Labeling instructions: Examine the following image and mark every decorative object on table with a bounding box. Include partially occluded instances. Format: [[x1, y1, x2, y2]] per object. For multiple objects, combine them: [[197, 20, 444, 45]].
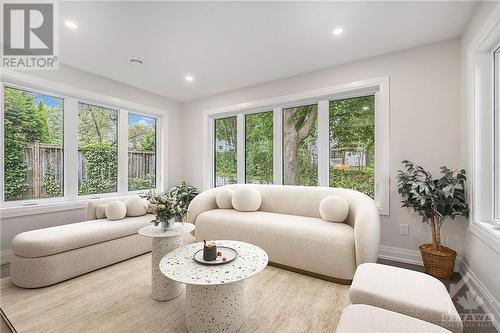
[[397, 160, 469, 279], [195, 244, 238, 265], [147, 181, 199, 230], [202, 240, 217, 261]]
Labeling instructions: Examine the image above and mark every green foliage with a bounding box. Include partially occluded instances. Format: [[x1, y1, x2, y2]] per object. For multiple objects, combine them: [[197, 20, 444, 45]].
[[129, 174, 155, 191], [4, 88, 44, 200], [42, 164, 62, 197], [215, 117, 237, 185], [148, 182, 199, 223], [140, 131, 155, 151], [245, 112, 273, 184], [79, 142, 118, 195], [330, 167, 374, 197], [397, 160, 469, 224], [78, 103, 118, 145]]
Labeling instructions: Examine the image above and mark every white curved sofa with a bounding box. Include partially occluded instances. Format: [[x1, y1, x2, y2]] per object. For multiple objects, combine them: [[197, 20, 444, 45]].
[[188, 184, 380, 283], [10, 196, 152, 288]]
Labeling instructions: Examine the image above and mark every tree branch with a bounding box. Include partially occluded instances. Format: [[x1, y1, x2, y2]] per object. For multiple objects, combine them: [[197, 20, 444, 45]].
[[298, 108, 317, 140]]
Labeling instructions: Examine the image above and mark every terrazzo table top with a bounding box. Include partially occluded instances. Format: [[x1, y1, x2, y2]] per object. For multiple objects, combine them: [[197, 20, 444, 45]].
[[160, 240, 268, 286], [138, 223, 195, 238]]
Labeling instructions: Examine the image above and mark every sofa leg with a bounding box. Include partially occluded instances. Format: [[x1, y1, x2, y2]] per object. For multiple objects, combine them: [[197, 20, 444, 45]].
[[267, 262, 352, 285]]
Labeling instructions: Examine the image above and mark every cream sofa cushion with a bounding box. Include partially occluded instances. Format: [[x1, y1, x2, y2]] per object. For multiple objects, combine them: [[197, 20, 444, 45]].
[[337, 305, 452, 333], [12, 214, 154, 258], [216, 189, 234, 209], [106, 201, 127, 220], [350, 263, 462, 333], [232, 187, 261, 212], [319, 195, 349, 222], [96, 204, 109, 219], [125, 197, 148, 217], [195, 209, 356, 280]]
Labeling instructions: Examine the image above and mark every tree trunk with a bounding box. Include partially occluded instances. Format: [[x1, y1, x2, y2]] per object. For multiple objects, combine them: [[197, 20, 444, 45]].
[[283, 111, 300, 185], [435, 220, 442, 251], [430, 214, 439, 250]]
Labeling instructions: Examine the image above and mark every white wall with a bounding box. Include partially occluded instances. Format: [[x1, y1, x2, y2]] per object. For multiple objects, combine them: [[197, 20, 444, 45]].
[[460, 1, 500, 322], [182, 38, 467, 258], [0, 64, 184, 262]]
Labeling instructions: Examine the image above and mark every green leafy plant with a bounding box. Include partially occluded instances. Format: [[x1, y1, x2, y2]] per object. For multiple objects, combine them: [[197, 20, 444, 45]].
[[42, 163, 62, 197], [78, 142, 118, 195], [148, 182, 199, 224], [396, 160, 469, 251]]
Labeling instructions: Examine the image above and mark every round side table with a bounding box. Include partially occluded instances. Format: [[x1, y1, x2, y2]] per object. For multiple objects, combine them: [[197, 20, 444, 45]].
[[160, 240, 268, 333], [138, 222, 195, 301]]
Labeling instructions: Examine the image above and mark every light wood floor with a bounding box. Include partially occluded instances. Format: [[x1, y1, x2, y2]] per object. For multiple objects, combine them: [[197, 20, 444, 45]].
[[0, 252, 349, 333]]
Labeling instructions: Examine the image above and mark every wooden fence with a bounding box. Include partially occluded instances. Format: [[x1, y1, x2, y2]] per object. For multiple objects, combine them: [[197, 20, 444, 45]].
[[24, 142, 155, 198]]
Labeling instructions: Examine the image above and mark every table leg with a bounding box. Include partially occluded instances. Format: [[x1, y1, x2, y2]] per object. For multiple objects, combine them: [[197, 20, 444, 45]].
[[151, 235, 184, 301], [185, 281, 246, 333]]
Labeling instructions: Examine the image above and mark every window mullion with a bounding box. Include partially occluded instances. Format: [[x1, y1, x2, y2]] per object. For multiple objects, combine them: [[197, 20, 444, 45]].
[[236, 114, 245, 183], [118, 109, 128, 194], [318, 100, 329, 187], [65, 97, 78, 200], [273, 107, 282, 185]]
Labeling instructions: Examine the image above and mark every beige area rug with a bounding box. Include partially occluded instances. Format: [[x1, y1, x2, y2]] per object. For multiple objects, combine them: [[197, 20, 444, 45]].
[[0, 253, 349, 333]]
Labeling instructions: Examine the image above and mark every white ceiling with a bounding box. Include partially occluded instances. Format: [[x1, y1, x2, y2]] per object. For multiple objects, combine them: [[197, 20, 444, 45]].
[[59, 1, 478, 102]]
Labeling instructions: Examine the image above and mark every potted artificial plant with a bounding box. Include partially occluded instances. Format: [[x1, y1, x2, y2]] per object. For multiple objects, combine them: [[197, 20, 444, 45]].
[[397, 160, 469, 279], [148, 182, 199, 230]]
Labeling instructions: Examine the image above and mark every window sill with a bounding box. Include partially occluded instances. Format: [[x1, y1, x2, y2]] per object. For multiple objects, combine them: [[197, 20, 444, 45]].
[[470, 220, 500, 255], [0, 200, 87, 219]]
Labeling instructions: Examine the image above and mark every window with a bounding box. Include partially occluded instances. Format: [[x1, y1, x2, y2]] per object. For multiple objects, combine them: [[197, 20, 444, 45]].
[[283, 104, 318, 186], [329, 96, 375, 197], [3, 86, 64, 201], [214, 116, 237, 186], [206, 78, 390, 214], [245, 111, 273, 184], [77, 102, 118, 195], [128, 113, 157, 191], [495, 48, 500, 220]]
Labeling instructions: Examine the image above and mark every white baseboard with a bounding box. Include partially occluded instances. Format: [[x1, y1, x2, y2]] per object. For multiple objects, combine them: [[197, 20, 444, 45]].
[[378, 245, 462, 272], [459, 260, 500, 332], [0, 249, 12, 265]]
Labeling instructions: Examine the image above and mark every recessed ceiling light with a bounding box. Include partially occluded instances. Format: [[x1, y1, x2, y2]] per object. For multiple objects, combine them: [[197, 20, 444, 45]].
[[362, 106, 370, 111], [129, 58, 144, 65], [64, 21, 78, 29], [185, 75, 194, 82], [332, 28, 344, 36]]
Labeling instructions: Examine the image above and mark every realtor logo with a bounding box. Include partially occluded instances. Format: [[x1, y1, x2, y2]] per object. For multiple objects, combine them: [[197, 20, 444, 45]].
[[1, 1, 59, 69]]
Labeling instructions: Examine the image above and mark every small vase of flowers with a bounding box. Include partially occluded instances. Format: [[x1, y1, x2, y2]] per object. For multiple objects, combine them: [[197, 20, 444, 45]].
[[148, 182, 199, 231]]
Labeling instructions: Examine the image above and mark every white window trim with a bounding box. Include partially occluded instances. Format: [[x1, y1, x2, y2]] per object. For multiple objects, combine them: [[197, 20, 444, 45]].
[[202, 76, 390, 215], [467, 6, 500, 252], [0, 69, 169, 218]]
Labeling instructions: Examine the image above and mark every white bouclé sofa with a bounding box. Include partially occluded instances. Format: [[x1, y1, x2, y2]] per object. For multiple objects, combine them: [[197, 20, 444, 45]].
[[188, 184, 380, 283], [10, 196, 153, 288]]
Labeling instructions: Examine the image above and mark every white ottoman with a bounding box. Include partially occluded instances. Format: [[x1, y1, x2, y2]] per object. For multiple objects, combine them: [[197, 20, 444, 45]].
[[337, 304, 453, 333], [350, 263, 462, 333]]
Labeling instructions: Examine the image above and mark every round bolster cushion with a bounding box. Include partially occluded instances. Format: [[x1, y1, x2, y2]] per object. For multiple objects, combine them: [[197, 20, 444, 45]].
[[232, 187, 262, 212], [106, 201, 127, 220], [125, 197, 148, 216], [319, 195, 349, 222], [216, 189, 234, 209]]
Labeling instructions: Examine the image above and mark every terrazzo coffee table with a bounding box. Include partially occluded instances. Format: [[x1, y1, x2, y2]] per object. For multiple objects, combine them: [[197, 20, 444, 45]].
[[138, 222, 195, 301], [160, 240, 268, 333]]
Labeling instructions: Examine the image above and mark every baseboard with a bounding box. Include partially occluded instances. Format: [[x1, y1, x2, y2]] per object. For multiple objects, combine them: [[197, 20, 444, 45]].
[[378, 245, 462, 272], [459, 260, 500, 332], [0, 249, 12, 265]]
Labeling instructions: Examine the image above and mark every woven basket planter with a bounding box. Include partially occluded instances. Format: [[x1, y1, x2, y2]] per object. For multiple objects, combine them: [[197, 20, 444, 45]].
[[419, 244, 456, 279]]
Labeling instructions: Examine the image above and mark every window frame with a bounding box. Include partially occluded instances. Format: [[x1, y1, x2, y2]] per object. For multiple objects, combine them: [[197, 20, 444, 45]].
[[0, 70, 168, 216], [204, 77, 390, 215], [468, 11, 500, 252], [495, 47, 500, 221]]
